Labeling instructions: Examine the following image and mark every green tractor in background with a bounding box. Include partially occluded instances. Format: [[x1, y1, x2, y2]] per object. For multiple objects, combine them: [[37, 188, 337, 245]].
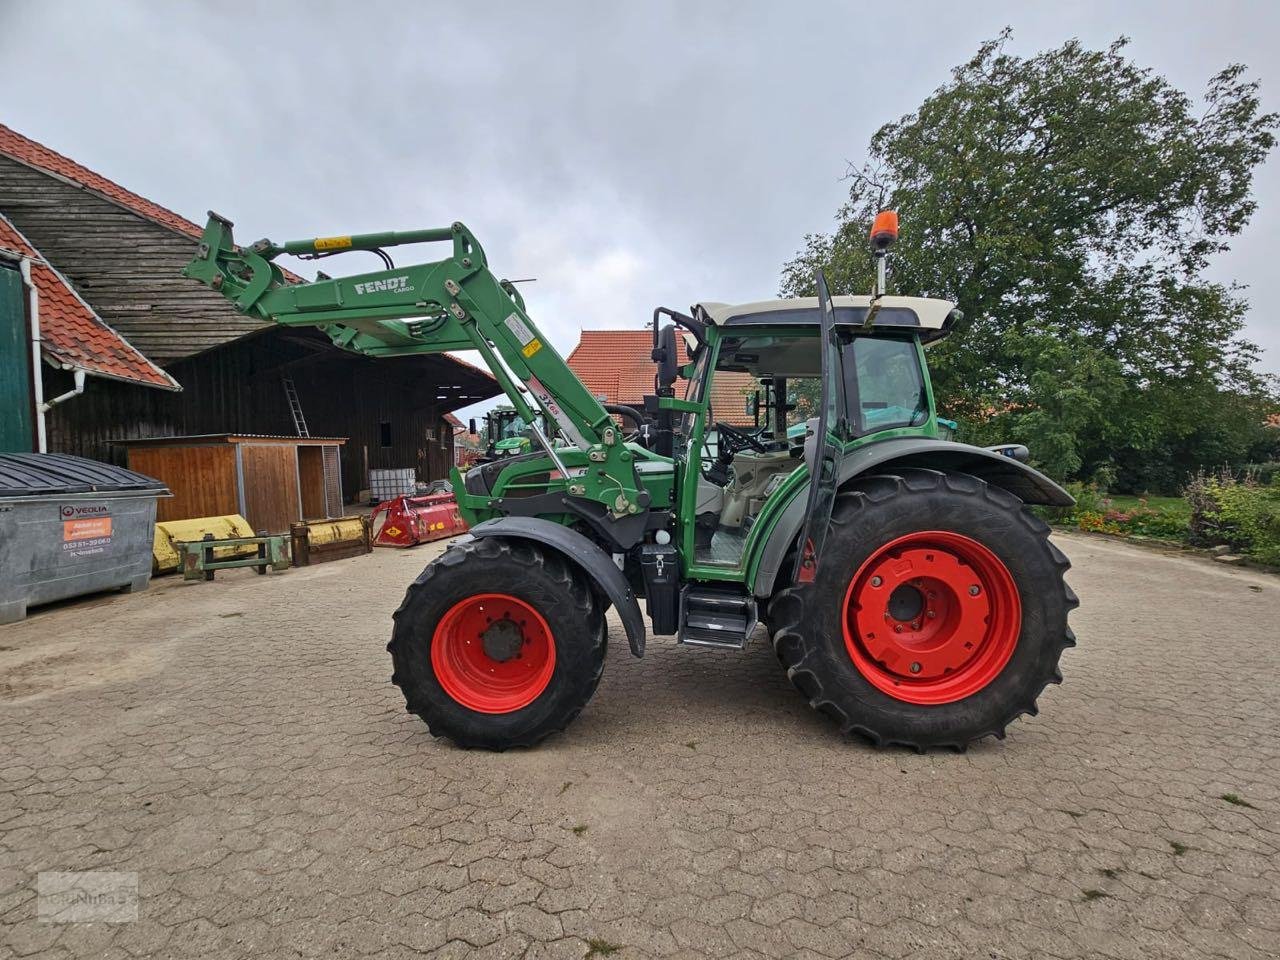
[[185, 208, 1076, 751], [473, 405, 537, 463]]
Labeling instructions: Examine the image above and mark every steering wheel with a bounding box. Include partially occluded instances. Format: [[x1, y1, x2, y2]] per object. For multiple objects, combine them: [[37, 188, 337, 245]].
[[715, 421, 768, 458]]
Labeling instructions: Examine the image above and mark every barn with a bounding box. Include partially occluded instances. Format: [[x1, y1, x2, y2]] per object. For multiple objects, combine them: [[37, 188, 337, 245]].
[[0, 124, 498, 503]]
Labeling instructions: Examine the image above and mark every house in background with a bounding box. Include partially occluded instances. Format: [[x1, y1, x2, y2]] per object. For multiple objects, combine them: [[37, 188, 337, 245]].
[[0, 124, 498, 502], [566, 328, 757, 426]]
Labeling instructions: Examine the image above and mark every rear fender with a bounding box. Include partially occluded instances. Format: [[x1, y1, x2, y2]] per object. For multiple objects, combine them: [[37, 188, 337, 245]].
[[751, 438, 1073, 599], [468, 517, 646, 657]]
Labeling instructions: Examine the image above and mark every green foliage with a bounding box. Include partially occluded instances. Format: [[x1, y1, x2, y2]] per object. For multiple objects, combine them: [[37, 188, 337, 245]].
[[783, 31, 1279, 491], [1186, 470, 1280, 563], [1040, 483, 1188, 541]]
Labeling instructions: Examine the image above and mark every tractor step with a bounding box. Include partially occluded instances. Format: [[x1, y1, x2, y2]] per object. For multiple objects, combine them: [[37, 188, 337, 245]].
[[679, 586, 757, 649]]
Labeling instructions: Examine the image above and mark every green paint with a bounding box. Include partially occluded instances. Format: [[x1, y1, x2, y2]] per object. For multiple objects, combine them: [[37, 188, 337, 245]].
[[0, 263, 34, 453]]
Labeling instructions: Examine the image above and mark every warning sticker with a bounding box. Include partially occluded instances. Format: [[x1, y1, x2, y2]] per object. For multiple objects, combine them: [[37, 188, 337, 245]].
[[64, 517, 112, 542], [504, 312, 535, 346], [314, 236, 352, 251], [522, 339, 543, 358]]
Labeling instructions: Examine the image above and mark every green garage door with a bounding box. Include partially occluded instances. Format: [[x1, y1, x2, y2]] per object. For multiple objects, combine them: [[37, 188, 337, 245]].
[[0, 262, 34, 452]]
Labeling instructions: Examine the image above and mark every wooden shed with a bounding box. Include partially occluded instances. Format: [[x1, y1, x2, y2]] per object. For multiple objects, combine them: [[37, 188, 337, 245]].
[[117, 434, 345, 533]]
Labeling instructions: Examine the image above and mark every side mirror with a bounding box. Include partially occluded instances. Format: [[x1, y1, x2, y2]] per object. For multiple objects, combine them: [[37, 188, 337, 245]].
[[653, 323, 680, 388], [746, 391, 760, 425], [468, 418, 477, 435]]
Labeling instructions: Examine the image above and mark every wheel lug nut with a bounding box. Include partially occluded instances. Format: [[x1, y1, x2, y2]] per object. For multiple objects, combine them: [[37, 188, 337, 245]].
[[969, 585, 981, 597], [911, 620, 920, 630], [893, 625, 903, 633], [871, 576, 883, 587], [910, 662, 922, 673], [927, 610, 936, 619]]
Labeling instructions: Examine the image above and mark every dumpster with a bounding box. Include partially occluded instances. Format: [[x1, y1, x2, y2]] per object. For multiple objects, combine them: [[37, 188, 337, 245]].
[[0, 453, 169, 624]]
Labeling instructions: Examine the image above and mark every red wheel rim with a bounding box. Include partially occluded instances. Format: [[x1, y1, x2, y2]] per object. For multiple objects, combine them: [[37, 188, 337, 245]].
[[431, 593, 555, 713], [841, 531, 1021, 705]]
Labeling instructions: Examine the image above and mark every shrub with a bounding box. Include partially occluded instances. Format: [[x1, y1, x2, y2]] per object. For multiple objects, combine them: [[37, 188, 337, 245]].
[[1040, 483, 1188, 541], [1185, 469, 1280, 564]]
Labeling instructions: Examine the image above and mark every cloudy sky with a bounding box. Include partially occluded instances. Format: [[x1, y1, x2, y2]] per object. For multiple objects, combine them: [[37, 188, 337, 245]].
[[3, 1, 1277, 420]]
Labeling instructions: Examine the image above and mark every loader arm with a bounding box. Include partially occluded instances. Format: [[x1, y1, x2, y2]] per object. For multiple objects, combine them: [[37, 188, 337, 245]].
[[183, 213, 651, 519]]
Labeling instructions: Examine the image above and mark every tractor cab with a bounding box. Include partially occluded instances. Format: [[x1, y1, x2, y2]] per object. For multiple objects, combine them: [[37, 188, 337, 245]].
[[649, 290, 961, 576], [473, 406, 545, 463]]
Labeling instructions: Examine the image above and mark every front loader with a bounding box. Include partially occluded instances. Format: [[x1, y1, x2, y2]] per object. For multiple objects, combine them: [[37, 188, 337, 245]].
[[184, 210, 1077, 751]]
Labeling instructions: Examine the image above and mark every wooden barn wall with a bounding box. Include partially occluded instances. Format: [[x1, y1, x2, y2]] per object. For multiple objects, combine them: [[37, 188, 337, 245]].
[[41, 332, 468, 500], [285, 353, 458, 498], [0, 154, 267, 362]]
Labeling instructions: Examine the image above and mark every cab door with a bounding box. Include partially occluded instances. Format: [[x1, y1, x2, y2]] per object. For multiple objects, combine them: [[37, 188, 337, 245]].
[[791, 270, 847, 584]]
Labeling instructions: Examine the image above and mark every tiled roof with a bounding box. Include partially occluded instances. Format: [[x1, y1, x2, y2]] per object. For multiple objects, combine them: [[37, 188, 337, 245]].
[[566, 329, 756, 425], [0, 214, 178, 390], [0, 123, 203, 239]]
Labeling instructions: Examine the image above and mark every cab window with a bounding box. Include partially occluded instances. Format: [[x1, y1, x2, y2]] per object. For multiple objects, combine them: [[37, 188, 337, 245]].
[[847, 337, 928, 434]]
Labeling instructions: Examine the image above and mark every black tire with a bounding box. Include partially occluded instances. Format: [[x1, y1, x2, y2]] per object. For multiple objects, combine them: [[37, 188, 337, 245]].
[[769, 468, 1077, 750], [388, 537, 606, 750]]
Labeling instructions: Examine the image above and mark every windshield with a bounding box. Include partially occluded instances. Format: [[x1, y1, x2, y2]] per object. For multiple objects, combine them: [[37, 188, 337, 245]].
[[680, 346, 712, 440], [497, 416, 528, 440]]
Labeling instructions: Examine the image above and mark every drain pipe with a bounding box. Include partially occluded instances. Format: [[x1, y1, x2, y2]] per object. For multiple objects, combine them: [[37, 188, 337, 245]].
[[19, 257, 87, 451], [40, 367, 86, 413], [18, 258, 50, 453]]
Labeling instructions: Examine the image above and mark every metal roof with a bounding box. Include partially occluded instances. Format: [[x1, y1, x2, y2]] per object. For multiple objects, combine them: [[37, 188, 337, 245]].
[[0, 453, 167, 497]]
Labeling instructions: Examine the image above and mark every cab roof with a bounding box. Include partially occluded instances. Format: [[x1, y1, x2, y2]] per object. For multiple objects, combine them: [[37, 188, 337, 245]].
[[696, 295, 959, 343]]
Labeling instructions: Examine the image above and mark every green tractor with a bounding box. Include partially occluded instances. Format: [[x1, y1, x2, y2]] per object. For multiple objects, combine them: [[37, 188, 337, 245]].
[[185, 210, 1076, 751], [473, 405, 536, 462]]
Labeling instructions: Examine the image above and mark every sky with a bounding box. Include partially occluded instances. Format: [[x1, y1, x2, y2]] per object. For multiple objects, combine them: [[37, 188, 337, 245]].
[[3, 0, 1278, 423]]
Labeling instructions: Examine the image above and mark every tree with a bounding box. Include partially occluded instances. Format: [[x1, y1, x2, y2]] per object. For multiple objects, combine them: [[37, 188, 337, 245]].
[[782, 32, 1278, 490]]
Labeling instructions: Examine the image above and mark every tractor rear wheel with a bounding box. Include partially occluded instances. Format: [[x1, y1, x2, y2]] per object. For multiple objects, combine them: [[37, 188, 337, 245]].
[[389, 537, 606, 749], [769, 468, 1076, 750]]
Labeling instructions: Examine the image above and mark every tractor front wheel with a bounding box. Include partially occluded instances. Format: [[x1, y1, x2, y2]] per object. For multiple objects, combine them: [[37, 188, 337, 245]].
[[769, 468, 1076, 750], [389, 538, 606, 749]]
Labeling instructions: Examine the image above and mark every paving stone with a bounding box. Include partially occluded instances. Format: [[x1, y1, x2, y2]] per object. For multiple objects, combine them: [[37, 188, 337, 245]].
[[0, 533, 1275, 958]]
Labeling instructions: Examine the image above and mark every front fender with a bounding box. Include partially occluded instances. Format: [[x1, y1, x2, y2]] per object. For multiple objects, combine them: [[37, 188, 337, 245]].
[[469, 517, 646, 657], [751, 438, 1073, 599]]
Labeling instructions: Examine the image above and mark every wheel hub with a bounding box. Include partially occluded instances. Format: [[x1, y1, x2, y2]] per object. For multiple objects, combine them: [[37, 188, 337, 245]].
[[842, 532, 1021, 705], [481, 617, 524, 662]]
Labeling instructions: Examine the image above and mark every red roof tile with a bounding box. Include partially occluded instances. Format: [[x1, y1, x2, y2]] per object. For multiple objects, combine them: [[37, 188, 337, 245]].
[[0, 214, 178, 390], [566, 329, 756, 425]]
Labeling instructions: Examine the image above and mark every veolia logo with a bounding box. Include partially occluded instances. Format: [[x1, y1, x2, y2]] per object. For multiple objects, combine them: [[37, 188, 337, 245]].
[[59, 503, 109, 519]]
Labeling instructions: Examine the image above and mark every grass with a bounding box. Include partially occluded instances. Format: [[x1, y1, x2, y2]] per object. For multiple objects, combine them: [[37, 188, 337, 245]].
[[572, 824, 588, 836], [1081, 889, 1112, 901], [1220, 793, 1256, 809], [1169, 840, 1189, 856], [1105, 494, 1191, 517], [585, 939, 621, 958]]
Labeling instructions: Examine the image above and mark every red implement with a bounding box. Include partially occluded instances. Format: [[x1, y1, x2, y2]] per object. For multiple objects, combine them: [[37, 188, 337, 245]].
[[371, 493, 468, 548]]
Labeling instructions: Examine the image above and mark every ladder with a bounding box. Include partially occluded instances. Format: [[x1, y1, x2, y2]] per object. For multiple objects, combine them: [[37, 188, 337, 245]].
[[282, 377, 309, 437]]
